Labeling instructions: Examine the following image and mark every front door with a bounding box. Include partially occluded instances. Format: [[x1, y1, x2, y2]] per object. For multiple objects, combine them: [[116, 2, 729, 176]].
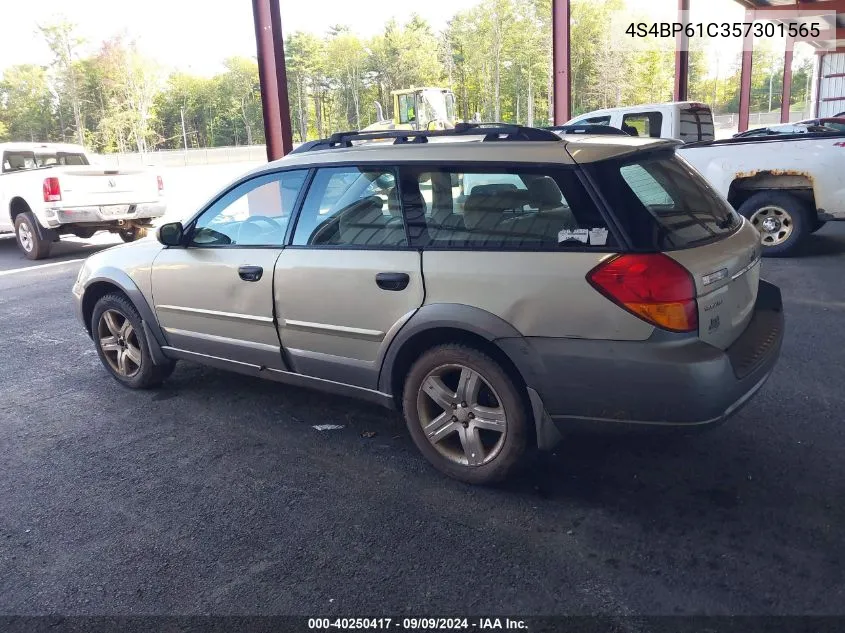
[[274, 166, 424, 389], [151, 169, 307, 369]]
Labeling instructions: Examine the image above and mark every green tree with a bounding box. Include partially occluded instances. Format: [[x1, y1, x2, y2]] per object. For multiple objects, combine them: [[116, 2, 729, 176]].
[[38, 20, 86, 144], [0, 64, 55, 142]]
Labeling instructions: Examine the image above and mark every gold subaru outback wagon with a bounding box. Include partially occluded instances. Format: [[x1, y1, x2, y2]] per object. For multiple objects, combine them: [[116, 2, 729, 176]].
[[73, 124, 784, 484]]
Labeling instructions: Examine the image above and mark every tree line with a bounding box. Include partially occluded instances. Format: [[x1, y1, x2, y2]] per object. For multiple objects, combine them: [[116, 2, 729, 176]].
[[0, 0, 815, 152]]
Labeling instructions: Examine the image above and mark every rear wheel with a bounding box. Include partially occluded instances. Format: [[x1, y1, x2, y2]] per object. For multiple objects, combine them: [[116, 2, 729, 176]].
[[738, 191, 810, 257], [91, 293, 175, 389], [119, 226, 148, 243], [402, 344, 529, 485], [14, 212, 51, 260]]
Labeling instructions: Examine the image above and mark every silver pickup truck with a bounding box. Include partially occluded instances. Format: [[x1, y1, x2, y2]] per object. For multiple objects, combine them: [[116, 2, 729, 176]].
[[0, 142, 166, 259]]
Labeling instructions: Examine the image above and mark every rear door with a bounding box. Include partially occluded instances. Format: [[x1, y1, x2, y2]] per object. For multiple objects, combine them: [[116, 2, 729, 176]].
[[274, 166, 424, 389], [591, 150, 759, 350]]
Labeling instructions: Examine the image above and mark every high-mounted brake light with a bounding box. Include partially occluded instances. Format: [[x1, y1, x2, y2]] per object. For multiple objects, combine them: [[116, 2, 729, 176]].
[[156, 175, 164, 193], [43, 177, 62, 202], [587, 254, 698, 332]]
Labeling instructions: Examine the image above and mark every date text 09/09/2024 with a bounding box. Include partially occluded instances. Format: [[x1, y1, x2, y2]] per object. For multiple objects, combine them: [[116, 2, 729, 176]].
[[626, 21, 822, 39], [307, 618, 528, 630]]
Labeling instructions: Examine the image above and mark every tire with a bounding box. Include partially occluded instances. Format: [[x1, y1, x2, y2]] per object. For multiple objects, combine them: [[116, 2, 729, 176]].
[[402, 343, 529, 485], [737, 191, 811, 257], [119, 226, 148, 243], [90, 293, 175, 389], [14, 212, 51, 260], [810, 219, 827, 234]]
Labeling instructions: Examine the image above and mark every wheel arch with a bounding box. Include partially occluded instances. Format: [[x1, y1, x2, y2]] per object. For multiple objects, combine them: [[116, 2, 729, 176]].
[[727, 172, 816, 213], [9, 196, 32, 221], [81, 269, 168, 357], [377, 303, 528, 406]]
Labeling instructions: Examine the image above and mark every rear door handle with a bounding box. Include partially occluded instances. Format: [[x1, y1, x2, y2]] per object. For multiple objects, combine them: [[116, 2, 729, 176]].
[[375, 272, 410, 291], [238, 265, 263, 282]]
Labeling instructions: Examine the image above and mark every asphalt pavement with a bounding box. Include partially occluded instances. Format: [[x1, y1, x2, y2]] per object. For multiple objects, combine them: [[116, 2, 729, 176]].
[[0, 224, 844, 617]]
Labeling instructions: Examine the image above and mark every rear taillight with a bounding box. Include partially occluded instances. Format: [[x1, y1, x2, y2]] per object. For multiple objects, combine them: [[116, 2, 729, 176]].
[[587, 253, 698, 332], [43, 177, 61, 202], [157, 175, 164, 193]]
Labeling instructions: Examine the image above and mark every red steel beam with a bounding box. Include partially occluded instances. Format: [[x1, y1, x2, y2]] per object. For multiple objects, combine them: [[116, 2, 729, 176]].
[[269, 0, 293, 156], [552, 0, 571, 124], [674, 0, 690, 102], [781, 38, 794, 123], [252, 0, 293, 161], [738, 10, 755, 132], [743, 0, 845, 13]]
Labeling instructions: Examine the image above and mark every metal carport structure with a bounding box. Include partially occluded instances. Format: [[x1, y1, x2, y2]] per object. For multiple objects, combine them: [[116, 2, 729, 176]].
[[251, 0, 845, 160]]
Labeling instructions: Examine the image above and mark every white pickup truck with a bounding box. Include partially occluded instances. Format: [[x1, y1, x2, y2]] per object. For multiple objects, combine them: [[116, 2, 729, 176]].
[[561, 104, 845, 256], [677, 133, 845, 256], [0, 142, 166, 259]]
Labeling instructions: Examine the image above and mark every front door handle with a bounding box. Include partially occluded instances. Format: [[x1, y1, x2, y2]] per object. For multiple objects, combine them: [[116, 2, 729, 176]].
[[375, 272, 410, 291], [238, 265, 263, 282]]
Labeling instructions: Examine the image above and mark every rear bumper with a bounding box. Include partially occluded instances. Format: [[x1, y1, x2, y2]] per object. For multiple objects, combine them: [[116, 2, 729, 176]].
[[497, 280, 784, 446], [43, 201, 166, 227]]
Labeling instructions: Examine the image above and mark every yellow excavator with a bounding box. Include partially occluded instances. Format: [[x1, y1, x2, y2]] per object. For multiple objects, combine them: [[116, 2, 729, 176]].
[[363, 87, 458, 132]]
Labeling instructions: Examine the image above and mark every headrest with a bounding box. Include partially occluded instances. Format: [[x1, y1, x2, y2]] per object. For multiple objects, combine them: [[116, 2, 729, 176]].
[[528, 178, 564, 207]]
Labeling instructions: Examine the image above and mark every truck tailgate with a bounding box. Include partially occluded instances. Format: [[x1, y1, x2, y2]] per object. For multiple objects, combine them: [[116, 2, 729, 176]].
[[54, 168, 159, 206]]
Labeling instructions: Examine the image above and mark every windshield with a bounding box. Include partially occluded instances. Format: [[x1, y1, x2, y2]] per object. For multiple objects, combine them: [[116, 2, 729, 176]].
[[1, 150, 88, 172], [421, 89, 452, 126], [586, 150, 739, 250]]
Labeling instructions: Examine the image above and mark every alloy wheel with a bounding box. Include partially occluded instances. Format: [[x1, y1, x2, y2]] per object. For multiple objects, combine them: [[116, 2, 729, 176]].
[[416, 363, 508, 467], [750, 205, 793, 246], [17, 222, 33, 252], [97, 309, 142, 378]]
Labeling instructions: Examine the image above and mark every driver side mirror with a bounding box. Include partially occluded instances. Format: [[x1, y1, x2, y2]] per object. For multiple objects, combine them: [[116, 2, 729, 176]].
[[157, 222, 184, 247]]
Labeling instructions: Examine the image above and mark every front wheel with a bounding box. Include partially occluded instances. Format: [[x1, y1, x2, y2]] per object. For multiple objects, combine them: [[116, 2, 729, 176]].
[[402, 344, 529, 485], [738, 191, 811, 257], [14, 212, 51, 260], [91, 293, 175, 389]]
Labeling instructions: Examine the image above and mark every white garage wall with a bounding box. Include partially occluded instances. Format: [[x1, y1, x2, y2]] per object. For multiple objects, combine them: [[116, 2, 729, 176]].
[[818, 52, 845, 117]]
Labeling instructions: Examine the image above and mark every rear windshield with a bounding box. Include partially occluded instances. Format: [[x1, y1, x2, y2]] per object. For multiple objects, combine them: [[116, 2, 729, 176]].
[[1, 151, 88, 172], [679, 107, 715, 142], [586, 150, 739, 250]]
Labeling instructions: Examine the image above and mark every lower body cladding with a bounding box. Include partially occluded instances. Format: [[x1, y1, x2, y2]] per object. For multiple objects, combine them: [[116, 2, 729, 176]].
[[497, 280, 784, 449]]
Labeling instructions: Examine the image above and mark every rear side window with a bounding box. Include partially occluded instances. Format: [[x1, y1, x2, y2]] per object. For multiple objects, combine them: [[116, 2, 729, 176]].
[[588, 151, 739, 250], [402, 165, 613, 250], [292, 167, 406, 248], [679, 107, 715, 142], [622, 112, 662, 138]]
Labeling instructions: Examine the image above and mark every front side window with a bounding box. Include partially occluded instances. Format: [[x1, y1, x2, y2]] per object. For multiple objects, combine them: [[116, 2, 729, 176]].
[[406, 165, 612, 250], [291, 167, 406, 248], [190, 170, 307, 247]]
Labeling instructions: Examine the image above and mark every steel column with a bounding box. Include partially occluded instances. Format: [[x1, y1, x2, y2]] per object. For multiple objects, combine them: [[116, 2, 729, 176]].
[[738, 10, 755, 132], [780, 38, 794, 123], [674, 0, 690, 102], [552, 0, 571, 124], [252, 0, 293, 161]]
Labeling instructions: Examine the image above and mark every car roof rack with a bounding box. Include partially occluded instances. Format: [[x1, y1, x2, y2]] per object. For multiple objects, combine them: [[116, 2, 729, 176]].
[[288, 122, 562, 154], [545, 124, 630, 136]]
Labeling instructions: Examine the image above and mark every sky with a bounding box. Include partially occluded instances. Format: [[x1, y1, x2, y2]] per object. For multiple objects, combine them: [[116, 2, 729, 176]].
[[0, 0, 810, 79]]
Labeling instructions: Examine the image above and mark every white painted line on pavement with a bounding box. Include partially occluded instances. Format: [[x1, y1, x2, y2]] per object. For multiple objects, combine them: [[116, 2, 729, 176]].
[[0, 258, 84, 278]]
